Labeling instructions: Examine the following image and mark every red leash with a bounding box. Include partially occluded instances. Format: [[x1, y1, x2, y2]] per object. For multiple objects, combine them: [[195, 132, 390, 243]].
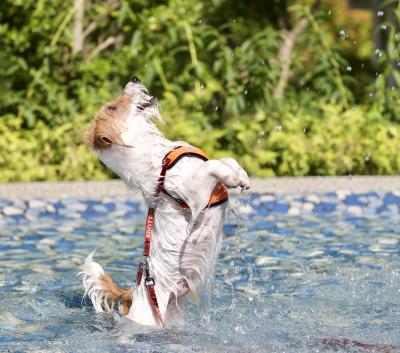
[[136, 209, 165, 327], [136, 159, 168, 327]]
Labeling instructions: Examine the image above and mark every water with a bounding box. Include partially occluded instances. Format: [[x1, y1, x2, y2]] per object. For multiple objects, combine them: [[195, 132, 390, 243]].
[[1, 192, 399, 353]]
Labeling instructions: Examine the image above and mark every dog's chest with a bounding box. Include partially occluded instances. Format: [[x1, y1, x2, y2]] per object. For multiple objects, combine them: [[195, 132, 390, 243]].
[[150, 201, 226, 283]]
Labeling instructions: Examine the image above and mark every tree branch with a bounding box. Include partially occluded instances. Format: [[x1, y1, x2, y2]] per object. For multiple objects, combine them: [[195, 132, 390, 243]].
[[72, 0, 85, 54], [86, 36, 117, 61], [273, 0, 321, 100], [273, 18, 308, 100], [82, 22, 96, 40]]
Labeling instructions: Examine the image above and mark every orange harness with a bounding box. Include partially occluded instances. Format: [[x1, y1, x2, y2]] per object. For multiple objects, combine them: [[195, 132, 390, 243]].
[[136, 146, 228, 327]]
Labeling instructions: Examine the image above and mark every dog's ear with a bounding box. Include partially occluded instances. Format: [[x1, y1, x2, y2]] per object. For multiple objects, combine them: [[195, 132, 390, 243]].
[[85, 118, 117, 150], [147, 96, 164, 123], [86, 112, 131, 150], [94, 134, 113, 149], [92, 127, 131, 149]]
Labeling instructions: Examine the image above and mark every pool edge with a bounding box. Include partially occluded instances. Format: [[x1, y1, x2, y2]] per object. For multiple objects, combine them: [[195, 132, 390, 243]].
[[1, 176, 400, 200]]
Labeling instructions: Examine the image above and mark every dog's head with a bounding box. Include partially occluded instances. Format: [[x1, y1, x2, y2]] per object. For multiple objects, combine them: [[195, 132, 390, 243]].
[[86, 77, 160, 151]]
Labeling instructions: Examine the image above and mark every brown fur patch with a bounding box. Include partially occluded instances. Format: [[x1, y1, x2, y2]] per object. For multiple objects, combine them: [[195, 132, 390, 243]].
[[86, 94, 133, 150], [98, 273, 133, 315]]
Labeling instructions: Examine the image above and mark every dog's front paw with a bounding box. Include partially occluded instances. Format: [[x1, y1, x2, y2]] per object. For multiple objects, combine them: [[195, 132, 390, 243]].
[[218, 158, 250, 189]]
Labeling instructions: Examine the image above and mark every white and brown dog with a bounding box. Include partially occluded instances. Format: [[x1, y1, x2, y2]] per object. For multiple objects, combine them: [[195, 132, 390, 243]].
[[80, 77, 249, 327]]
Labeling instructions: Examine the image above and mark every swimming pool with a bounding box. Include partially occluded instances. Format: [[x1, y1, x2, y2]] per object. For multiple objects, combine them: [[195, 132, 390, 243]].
[[1, 190, 399, 352]]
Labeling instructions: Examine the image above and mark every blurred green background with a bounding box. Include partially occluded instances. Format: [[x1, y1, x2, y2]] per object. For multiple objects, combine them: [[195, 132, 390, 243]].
[[0, 0, 399, 181]]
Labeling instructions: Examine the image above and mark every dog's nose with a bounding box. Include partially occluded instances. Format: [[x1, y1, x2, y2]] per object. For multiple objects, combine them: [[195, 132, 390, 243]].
[[130, 76, 140, 83]]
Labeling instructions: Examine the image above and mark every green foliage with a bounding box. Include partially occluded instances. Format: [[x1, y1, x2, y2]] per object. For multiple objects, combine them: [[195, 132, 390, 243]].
[[370, 0, 400, 121], [0, 114, 110, 182], [0, 0, 399, 181], [175, 101, 400, 177]]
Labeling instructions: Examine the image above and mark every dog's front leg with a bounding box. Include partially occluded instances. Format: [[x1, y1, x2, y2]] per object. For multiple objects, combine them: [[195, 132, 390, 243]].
[[167, 158, 249, 222], [206, 158, 250, 190], [187, 158, 249, 202]]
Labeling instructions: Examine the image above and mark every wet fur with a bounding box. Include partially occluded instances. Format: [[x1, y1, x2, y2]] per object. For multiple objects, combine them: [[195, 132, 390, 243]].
[[80, 80, 249, 327], [96, 273, 133, 316]]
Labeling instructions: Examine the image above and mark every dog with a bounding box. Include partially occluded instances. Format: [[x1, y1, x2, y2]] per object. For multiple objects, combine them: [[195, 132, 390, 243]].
[[80, 77, 249, 327]]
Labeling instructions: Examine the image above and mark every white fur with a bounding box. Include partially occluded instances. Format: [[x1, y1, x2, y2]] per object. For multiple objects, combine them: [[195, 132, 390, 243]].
[[79, 252, 108, 313], [81, 80, 249, 327]]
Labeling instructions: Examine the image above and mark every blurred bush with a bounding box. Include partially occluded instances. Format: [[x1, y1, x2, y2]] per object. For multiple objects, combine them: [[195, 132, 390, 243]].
[[0, 114, 111, 181], [0, 0, 399, 181]]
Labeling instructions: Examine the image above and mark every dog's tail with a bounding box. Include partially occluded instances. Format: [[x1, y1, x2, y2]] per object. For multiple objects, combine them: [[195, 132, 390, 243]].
[[79, 252, 133, 315]]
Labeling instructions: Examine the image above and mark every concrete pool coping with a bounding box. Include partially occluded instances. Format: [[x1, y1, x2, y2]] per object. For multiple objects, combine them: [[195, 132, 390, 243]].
[[0, 176, 399, 200]]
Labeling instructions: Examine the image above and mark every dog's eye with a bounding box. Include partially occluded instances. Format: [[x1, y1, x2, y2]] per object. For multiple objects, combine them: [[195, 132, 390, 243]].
[[108, 105, 117, 112]]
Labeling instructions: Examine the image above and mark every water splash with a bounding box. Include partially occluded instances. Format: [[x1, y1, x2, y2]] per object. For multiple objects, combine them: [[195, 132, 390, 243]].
[[1, 194, 399, 352], [338, 30, 347, 40]]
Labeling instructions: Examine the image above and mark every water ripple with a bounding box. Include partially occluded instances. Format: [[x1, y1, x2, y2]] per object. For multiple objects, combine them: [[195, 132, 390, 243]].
[[0, 192, 399, 352]]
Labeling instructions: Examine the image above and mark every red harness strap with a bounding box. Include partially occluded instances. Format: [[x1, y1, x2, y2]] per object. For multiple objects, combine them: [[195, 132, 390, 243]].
[[136, 207, 164, 327], [136, 146, 228, 327], [143, 207, 155, 256]]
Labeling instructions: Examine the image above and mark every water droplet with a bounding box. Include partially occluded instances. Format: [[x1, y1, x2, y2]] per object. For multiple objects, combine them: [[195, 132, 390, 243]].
[[244, 90, 248, 95], [339, 30, 347, 40], [377, 10, 384, 17], [275, 124, 282, 131], [346, 66, 352, 72], [234, 326, 245, 334], [375, 49, 382, 57]]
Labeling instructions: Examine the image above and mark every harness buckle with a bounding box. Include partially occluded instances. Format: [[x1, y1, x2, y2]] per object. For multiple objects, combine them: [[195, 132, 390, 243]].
[[142, 256, 154, 285], [145, 276, 155, 286], [143, 256, 150, 267]]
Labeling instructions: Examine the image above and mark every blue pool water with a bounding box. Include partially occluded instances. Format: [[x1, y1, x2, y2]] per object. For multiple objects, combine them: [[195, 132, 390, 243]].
[[0, 191, 399, 352]]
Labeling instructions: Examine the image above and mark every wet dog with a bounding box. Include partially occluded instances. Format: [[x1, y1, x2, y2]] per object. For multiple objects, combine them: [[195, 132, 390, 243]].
[[80, 77, 249, 327]]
